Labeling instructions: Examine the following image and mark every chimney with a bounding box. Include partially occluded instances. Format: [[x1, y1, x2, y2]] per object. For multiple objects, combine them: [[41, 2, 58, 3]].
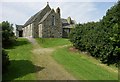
[[67, 16, 72, 24], [56, 7, 60, 17]]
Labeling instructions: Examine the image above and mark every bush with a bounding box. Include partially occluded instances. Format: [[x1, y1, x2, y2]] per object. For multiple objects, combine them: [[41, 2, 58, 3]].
[[1, 21, 15, 74], [1, 21, 16, 48], [2, 49, 10, 74], [70, 1, 120, 66]]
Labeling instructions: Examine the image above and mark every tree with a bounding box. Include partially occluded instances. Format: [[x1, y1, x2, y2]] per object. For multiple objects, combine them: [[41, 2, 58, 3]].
[[1, 21, 15, 48], [1, 21, 16, 74]]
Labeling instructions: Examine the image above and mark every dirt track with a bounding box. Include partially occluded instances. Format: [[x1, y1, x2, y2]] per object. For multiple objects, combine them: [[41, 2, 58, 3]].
[[27, 38, 76, 80]]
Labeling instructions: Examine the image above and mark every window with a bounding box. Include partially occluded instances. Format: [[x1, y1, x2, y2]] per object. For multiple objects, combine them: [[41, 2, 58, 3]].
[[52, 15, 55, 26]]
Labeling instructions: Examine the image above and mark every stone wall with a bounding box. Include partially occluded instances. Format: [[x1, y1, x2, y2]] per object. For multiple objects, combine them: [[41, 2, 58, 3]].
[[23, 23, 33, 37], [22, 4, 63, 38], [22, 4, 51, 38], [40, 9, 62, 38], [33, 5, 51, 38]]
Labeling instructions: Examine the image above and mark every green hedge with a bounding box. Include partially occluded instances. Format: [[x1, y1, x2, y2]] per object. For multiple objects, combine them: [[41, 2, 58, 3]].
[[2, 49, 10, 74], [1, 21, 16, 74], [70, 1, 120, 66]]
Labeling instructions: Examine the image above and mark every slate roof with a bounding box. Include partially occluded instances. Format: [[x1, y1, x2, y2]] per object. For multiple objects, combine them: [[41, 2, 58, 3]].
[[16, 25, 23, 31], [24, 10, 43, 27], [22, 4, 76, 29], [61, 18, 76, 27], [61, 18, 68, 24], [39, 10, 52, 23], [23, 4, 51, 27], [61, 18, 75, 24]]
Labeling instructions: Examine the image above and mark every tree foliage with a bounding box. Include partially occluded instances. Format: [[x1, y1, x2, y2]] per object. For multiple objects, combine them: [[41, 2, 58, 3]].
[[1, 21, 16, 48], [1, 21, 16, 74], [2, 49, 10, 73], [70, 1, 120, 66]]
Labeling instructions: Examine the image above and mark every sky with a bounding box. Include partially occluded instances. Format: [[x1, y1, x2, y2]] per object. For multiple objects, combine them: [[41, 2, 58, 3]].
[[1, 0, 118, 26]]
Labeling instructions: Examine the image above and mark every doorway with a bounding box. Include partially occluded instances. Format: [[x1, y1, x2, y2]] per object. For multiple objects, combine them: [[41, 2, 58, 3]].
[[19, 30, 23, 37]]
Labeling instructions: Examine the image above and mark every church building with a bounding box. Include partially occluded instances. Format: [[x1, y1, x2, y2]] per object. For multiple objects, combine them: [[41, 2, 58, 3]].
[[16, 3, 76, 38]]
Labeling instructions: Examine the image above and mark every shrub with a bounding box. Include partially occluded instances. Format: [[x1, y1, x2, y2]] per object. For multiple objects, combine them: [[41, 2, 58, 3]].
[[1, 21, 16, 48], [70, 1, 120, 66], [2, 49, 10, 74]]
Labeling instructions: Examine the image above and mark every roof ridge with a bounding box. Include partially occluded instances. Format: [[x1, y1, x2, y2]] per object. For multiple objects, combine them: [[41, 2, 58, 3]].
[[23, 3, 51, 27]]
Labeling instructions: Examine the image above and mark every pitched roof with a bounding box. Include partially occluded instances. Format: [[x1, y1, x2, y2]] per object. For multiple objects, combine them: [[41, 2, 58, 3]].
[[39, 10, 52, 23], [24, 10, 43, 27], [23, 4, 50, 27], [61, 18, 68, 24], [16, 25, 23, 31], [61, 18, 76, 26]]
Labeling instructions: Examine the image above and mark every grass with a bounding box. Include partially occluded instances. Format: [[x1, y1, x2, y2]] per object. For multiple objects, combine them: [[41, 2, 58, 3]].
[[3, 38, 118, 80], [3, 38, 37, 80], [52, 46, 118, 80], [36, 38, 71, 48]]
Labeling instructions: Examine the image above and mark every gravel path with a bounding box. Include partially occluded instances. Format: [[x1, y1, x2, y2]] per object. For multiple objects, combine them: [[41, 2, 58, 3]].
[[27, 37, 76, 80]]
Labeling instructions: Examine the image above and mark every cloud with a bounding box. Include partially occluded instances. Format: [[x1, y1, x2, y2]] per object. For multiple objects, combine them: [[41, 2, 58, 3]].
[[0, 3, 2, 22], [1, 2, 115, 25], [2, 0, 117, 2], [2, 4, 28, 24], [57, 2, 98, 23], [1, 2, 47, 24]]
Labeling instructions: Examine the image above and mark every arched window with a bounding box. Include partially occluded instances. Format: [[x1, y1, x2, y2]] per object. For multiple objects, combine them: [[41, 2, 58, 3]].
[[52, 15, 55, 26]]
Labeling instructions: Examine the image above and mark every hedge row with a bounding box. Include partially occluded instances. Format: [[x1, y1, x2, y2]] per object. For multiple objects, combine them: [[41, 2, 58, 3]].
[[70, 1, 120, 66], [1, 21, 16, 74]]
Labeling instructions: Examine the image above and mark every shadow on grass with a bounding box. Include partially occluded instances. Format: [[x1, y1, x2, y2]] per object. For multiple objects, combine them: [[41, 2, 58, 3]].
[[2, 60, 44, 81], [4, 39, 30, 49]]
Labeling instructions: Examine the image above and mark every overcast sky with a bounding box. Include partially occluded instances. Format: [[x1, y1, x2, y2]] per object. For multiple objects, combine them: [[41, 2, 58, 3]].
[[1, 0, 117, 26]]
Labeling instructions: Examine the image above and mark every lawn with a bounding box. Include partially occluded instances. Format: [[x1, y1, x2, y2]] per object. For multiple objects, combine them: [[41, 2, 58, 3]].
[[36, 38, 71, 48], [3, 38, 118, 80], [52, 46, 118, 80], [36, 38, 118, 80], [3, 38, 37, 80]]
